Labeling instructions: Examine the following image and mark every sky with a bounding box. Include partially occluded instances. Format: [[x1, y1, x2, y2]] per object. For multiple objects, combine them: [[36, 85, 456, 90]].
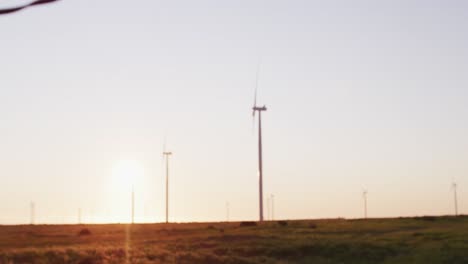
[[0, 0, 467, 224]]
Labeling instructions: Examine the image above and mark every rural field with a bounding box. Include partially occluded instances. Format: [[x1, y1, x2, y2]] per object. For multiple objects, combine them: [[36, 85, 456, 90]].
[[0, 216, 467, 264]]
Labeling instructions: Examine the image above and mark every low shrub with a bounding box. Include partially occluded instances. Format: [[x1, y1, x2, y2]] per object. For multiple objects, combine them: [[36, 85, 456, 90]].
[[78, 228, 92, 236], [277, 221, 288, 227], [240, 221, 257, 227]]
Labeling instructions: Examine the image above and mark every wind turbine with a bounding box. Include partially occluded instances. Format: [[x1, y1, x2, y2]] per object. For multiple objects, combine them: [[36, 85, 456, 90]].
[[252, 63, 267, 222], [271, 194, 275, 221], [226, 202, 230, 222], [163, 143, 173, 223], [266, 196, 271, 221], [78, 208, 82, 224], [363, 190, 368, 219], [452, 182, 458, 216]]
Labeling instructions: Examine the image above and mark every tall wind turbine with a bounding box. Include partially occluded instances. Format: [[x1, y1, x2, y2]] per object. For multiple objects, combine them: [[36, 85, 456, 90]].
[[252, 64, 267, 222], [163, 147, 172, 223], [363, 190, 368, 219], [452, 182, 458, 216]]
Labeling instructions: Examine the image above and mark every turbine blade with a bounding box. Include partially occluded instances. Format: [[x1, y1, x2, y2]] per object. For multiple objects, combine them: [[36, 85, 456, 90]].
[[253, 86, 257, 108], [252, 114, 256, 134], [251, 57, 261, 132], [162, 135, 167, 163], [0, 7, 24, 14], [253, 59, 261, 107], [0, 0, 60, 15], [30, 0, 60, 6]]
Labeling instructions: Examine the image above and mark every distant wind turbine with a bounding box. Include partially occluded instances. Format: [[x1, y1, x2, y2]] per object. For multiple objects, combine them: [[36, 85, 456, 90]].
[[163, 142, 173, 224], [266, 196, 271, 221], [226, 202, 230, 222], [452, 182, 458, 216], [78, 208, 82, 224], [252, 62, 267, 222], [271, 194, 275, 221], [363, 190, 368, 219], [131, 186, 135, 224], [266, 194, 275, 221], [30, 202, 35, 225]]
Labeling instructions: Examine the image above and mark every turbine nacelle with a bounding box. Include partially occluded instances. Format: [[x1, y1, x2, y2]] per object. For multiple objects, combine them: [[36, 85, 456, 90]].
[[252, 105, 267, 116]]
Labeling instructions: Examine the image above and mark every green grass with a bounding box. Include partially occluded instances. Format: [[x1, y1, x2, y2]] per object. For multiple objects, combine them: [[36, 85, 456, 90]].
[[0, 216, 467, 263]]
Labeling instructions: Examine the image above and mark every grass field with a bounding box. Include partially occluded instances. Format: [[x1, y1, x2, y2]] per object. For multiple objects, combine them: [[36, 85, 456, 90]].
[[0, 216, 467, 263]]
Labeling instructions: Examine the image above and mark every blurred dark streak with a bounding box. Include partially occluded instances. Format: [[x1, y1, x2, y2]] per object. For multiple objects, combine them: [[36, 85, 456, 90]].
[[0, 0, 60, 15]]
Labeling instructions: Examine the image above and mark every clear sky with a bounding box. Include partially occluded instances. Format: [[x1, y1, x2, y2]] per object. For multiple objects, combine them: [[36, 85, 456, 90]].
[[0, 0, 467, 224]]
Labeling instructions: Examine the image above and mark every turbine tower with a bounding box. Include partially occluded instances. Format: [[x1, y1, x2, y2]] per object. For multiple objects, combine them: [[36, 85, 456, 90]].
[[453, 182, 458, 216], [163, 150, 172, 223], [252, 65, 267, 222], [363, 190, 368, 219]]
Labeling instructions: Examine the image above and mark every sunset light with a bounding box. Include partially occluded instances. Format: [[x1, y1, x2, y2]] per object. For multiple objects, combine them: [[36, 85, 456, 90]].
[[112, 160, 144, 189], [1, 0, 467, 262]]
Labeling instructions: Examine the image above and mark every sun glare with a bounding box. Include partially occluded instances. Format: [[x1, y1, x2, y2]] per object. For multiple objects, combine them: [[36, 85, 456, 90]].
[[102, 160, 146, 223], [112, 160, 144, 189]]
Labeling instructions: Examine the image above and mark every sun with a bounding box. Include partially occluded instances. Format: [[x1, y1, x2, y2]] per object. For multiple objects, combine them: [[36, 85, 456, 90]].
[[112, 160, 144, 189], [100, 160, 146, 223]]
